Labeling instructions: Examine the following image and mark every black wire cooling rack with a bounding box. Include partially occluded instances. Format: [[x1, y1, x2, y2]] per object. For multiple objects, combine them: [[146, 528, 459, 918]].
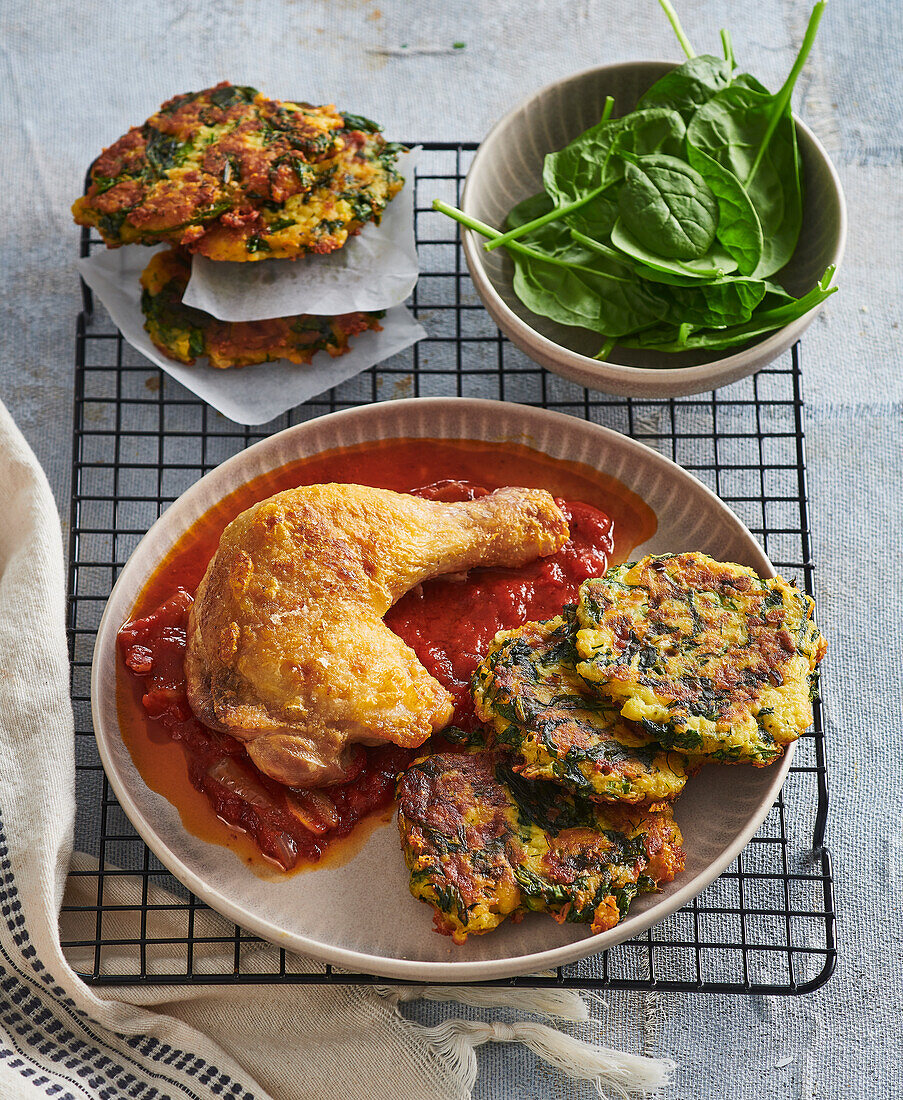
[[64, 143, 835, 994]]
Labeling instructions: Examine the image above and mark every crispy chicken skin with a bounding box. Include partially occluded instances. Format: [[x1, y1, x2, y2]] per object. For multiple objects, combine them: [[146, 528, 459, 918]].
[[185, 483, 569, 787]]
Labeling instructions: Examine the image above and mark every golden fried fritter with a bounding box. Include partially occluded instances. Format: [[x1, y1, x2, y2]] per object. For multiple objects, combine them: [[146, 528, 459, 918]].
[[185, 484, 569, 787], [471, 609, 690, 805], [139, 248, 382, 369], [72, 83, 404, 261], [575, 553, 827, 765], [396, 751, 684, 943]]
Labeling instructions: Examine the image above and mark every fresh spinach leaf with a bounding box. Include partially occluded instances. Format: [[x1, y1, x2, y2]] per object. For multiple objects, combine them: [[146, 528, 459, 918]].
[[509, 204, 619, 269], [731, 72, 770, 96], [637, 54, 733, 119], [538, 120, 617, 209], [432, 2, 833, 357], [685, 144, 763, 275], [505, 191, 555, 229], [568, 227, 642, 268], [620, 266, 836, 350], [439, 198, 620, 278], [687, 85, 801, 277], [743, 2, 825, 187], [685, 1, 826, 277], [757, 281, 796, 306], [664, 277, 767, 327], [512, 250, 668, 336], [542, 108, 685, 208], [617, 155, 719, 259], [609, 219, 738, 279], [511, 189, 621, 245], [607, 108, 687, 160], [564, 193, 620, 241], [486, 108, 685, 253]]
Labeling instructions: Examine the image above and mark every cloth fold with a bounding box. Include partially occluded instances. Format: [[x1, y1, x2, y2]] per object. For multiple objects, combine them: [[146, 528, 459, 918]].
[[0, 398, 674, 1099]]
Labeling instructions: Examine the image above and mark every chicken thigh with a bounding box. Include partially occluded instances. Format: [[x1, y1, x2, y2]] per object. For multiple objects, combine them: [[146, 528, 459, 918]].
[[185, 483, 569, 787]]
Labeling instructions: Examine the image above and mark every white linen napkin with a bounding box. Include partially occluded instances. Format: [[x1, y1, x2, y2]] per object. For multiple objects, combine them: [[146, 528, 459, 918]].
[[0, 398, 675, 1100]]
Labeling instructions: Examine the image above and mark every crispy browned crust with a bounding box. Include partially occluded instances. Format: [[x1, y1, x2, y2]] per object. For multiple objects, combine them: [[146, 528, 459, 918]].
[[185, 485, 569, 787], [73, 83, 403, 260], [396, 751, 684, 943], [140, 248, 383, 369]]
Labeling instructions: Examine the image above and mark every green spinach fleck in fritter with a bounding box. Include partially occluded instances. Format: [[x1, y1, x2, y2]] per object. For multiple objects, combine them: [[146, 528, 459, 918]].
[[396, 750, 684, 942], [73, 82, 405, 262], [472, 612, 690, 804]]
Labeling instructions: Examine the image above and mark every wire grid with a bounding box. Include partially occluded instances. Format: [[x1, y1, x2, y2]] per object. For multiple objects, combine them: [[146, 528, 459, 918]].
[[63, 143, 835, 994]]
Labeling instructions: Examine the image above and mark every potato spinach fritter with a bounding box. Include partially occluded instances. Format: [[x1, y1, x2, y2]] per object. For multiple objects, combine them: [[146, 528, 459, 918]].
[[575, 553, 827, 765], [72, 83, 404, 261], [396, 751, 684, 943], [140, 248, 382, 369], [471, 610, 690, 805]]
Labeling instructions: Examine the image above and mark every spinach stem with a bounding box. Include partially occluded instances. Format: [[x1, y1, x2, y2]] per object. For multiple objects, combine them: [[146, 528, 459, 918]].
[[432, 200, 632, 281], [720, 28, 734, 68], [513, 240, 631, 280], [483, 94, 615, 253], [657, 0, 696, 59], [569, 229, 635, 269], [593, 337, 617, 360], [724, 281, 831, 330], [745, 1, 825, 188], [483, 178, 616, 253], [432, 200, 502, 240], [817, 264, 836, 291]]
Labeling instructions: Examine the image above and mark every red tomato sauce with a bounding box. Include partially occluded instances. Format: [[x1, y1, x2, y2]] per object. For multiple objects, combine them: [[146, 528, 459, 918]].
[[386, 481, 613, 729], [116, 438, 656, 876], [119, 590, 410, 870]]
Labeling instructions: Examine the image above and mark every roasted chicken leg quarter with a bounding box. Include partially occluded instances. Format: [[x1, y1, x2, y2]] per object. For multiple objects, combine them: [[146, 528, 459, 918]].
[[185, 483, 569, 787]]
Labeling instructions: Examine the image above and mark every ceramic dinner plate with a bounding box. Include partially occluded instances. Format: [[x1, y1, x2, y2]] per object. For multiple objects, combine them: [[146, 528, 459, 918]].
[[92, 397, 791, 982]]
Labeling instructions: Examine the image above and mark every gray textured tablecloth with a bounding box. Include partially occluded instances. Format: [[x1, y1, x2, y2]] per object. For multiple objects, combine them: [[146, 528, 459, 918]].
[[2, 1, 901, 1096]]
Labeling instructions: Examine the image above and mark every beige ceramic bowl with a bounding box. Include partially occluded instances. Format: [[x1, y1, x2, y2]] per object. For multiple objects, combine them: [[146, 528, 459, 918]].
[[462, 61, 847, 397]]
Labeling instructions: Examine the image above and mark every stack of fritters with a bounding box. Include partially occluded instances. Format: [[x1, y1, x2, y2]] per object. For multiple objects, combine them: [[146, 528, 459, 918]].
[[72, 82, 405, 370], [396, 551, 825, 943], [396, 751, 684, 943], [472, 607, 691, 805], [140, 248, 383, 369]]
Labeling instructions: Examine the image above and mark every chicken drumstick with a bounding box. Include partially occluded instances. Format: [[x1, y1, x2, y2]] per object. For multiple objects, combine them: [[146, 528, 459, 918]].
[[185, 483, 569, 787]]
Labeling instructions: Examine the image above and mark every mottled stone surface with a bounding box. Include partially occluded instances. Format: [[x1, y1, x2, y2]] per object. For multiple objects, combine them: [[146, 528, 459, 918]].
[[1, 2, 900, 1095]]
